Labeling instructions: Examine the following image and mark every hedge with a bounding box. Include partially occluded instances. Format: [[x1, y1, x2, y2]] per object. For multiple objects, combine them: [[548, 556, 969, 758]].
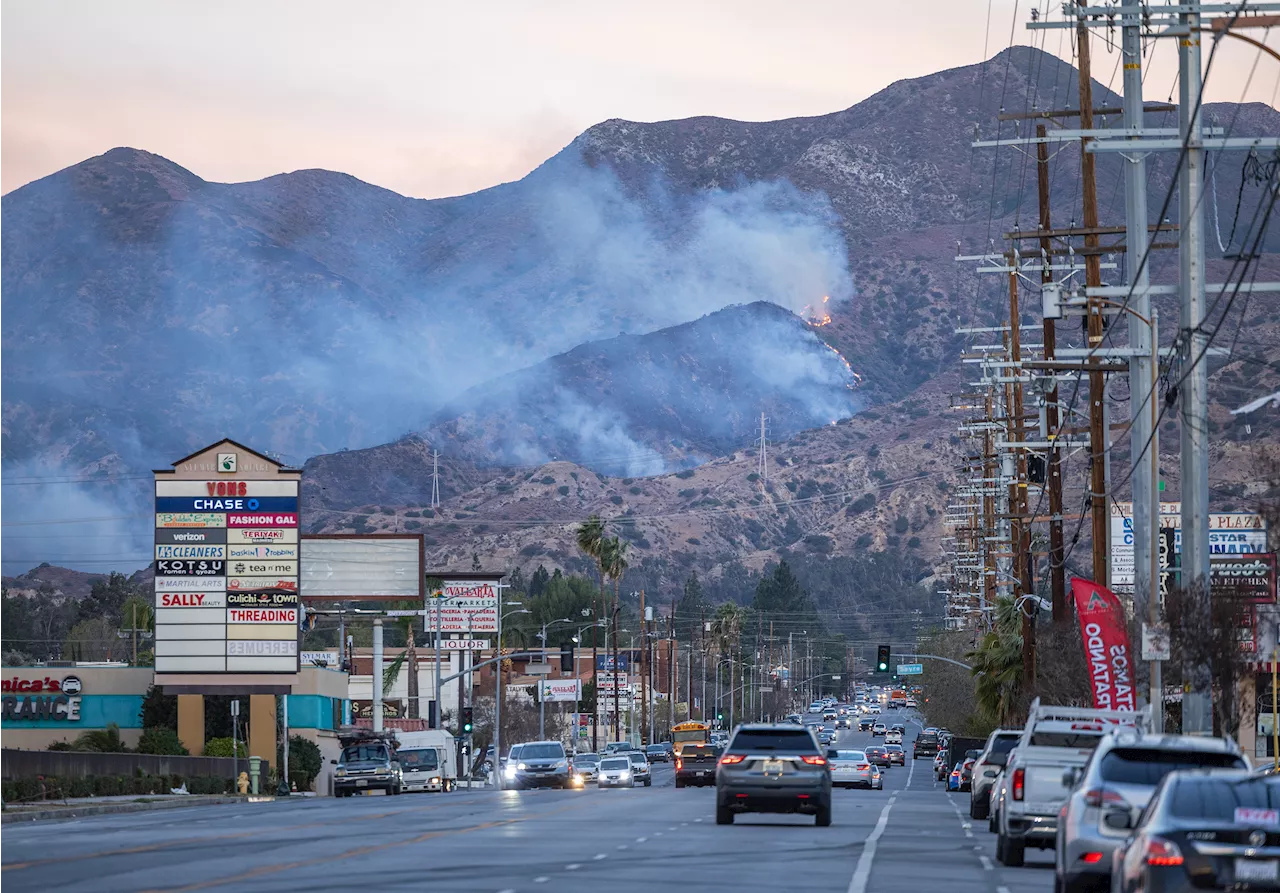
[[1, 774, 234, 803]]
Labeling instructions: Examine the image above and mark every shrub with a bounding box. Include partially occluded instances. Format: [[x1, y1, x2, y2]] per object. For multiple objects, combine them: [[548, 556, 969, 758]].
[[855, 533, 873, 549], [868, 445, 880, 458], [907, 537, 922, 549], [137, 727, 189, 756], [675, 470, 695, 479], [286, 735, 323, 790], [628, 487, 641, 495], [70, 724, 129, 753], [204, 737, 247, 758], [557, 486, 570, 496], [609, 495, 623, 505], [540, 476, 556, 485], [405, 510, 421, 518], [894, 516, 910, 534]]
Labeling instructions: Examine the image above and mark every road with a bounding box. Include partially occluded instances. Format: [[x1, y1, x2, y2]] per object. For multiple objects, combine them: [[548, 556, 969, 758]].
[[2, 711, 1052, 893]]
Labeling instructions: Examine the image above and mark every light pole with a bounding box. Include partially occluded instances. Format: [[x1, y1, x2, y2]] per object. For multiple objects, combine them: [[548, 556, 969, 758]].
[[572, 621, 605, 753], [537, 618, 572, 739], [494, 605, 529, 791], [788, 630, 807, 711]]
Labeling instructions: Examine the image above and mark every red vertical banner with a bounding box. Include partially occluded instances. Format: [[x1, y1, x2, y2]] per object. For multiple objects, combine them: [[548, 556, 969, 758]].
[[1071, 578, 1137, 712]]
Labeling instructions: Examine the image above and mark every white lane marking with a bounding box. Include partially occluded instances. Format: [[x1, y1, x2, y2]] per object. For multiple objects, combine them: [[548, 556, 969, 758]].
[[534, 878, 550, 884], [566, 864, 581, 871], [497, 889, 516, 893], [979, 855, 994, 871], [654, 831, 663, 836], [694, 818, 703, 823], [593, 853, 608, 860], [617, 844, 629, 850], [846, 795, 896, 893], [907, 749, 916, 788], [667, 826, 677, 831], [965, 830, 974, 838], [998, 887, 1012, 893], [636, 836, 647, 842]]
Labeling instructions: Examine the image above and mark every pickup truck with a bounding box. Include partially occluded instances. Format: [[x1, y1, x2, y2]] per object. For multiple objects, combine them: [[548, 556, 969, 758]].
[[995, 699, 1148, 867], [333, 728, 403, 797], [674, 743, 719, 788]]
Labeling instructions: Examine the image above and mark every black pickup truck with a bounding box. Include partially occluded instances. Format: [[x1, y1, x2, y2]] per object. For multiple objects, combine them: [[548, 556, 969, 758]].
[[674, 744, 720, 788], [912, 732, 940, 760]]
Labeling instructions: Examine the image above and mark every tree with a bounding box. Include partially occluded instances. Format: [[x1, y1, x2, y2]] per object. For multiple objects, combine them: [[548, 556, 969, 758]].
[[967, 597, 1024, 727], [119, 593, 155, 666], [79, 572, 141, 624], [137, 727, 189, 755], [529, 565, 551, 598], [140, 684, 179, 730], [752, 560, 814, 615], [69, 723, 129, 753], [600, 535, 629, 740], [63, 617, 118, 662]]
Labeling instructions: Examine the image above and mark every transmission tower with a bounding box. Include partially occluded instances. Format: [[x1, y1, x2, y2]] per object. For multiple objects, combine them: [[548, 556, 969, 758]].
[[757, 414, 768, 483], [430, 450, 441, 508]]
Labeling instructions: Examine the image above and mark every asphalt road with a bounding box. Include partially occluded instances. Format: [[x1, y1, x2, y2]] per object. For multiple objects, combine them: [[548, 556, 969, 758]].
[[2, 710, 1053, 893]]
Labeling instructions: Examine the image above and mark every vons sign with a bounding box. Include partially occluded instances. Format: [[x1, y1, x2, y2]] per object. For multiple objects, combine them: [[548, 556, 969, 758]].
[[1, 674, 84, 722]]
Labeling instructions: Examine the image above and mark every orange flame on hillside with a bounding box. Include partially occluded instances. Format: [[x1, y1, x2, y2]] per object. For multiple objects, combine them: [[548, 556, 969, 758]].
[[802, 294, 833, 326]]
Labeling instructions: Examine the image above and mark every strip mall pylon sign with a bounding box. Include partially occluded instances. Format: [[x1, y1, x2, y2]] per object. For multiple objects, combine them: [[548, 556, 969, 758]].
[[1071, 578, 1137, 712]]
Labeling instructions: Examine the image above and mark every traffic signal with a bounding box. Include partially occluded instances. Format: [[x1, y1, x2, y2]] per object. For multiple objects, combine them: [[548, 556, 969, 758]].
[[461, 707, 474, 735], [876, 645, 891, 673], [561, 645, 574, 673]]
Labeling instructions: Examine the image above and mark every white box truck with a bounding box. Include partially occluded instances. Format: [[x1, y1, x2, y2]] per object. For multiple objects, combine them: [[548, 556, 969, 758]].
[[393, 729, 458, 792]]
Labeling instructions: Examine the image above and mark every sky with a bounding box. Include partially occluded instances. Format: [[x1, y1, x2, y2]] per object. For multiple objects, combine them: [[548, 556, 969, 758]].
[[3, 1, 1279, 199]]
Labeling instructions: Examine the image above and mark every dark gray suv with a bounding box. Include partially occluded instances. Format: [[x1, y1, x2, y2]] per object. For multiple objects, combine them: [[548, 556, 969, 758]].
[[513, 740, 572, 789], [716, 723, 832, 826]]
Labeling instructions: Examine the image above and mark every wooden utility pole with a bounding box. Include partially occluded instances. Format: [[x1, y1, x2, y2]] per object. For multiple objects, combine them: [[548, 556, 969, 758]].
[[1077, 1, 1110, 585], [983, 393, 998, 619], [1036, 124, 1069, 624], [1007, 256, 1036, 692]]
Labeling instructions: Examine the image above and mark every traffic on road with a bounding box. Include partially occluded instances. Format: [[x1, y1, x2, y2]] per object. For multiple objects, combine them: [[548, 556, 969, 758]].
[[5, 687, 1277, 893]]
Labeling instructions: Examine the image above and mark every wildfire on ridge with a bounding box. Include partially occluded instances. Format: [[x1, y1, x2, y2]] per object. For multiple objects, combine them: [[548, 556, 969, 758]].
[[802, 294, 833, 326]]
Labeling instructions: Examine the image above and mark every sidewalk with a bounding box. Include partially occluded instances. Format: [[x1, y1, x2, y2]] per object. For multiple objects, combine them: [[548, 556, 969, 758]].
[[1, 793, 260, 823]]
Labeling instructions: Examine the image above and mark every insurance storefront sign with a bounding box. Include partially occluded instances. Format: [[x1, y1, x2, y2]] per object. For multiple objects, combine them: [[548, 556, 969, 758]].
[[1, 673, 83, 721]]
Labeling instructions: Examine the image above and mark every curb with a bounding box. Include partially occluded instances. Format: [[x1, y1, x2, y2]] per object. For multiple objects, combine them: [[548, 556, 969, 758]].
[[1, 795, 248, 824]]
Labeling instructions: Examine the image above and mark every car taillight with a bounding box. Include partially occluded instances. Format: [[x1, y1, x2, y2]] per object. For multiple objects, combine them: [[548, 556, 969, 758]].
[[800, 755, 827, 766], [1143, 836, 1183, 867], [1012, 768, 1025, 801], [675, 758, 682, 771], [1080, 852, 1104, 864], [858, 763, 870, 770], [1083, 788, 1128, 809], [719, 754, 745, 765]]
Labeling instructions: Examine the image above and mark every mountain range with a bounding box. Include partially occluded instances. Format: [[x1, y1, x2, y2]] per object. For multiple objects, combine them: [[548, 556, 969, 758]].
[[3, 45, 1277, 583]]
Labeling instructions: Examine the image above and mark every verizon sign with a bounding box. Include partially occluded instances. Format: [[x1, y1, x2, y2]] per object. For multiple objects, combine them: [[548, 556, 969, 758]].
[[424, 580, 501, 633]]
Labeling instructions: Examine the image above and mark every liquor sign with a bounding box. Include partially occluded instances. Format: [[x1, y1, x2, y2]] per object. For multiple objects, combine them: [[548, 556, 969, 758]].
[[1110, 503, 1268, 591], [424, 579, 501, 634], [154, 440, 301, 675]]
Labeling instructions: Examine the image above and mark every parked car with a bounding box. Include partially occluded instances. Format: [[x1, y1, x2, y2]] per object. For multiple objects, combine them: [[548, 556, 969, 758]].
[[1055, 733, 1247, 893], [1109, 770, 1280, 893], [715, 723, 832, 826]]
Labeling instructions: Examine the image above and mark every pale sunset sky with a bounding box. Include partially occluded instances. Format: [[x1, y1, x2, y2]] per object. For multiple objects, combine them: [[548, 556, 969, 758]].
[[3, 0, 1277, 198]]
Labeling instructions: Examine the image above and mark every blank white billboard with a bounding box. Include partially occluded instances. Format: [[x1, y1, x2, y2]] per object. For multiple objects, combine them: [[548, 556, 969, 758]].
[[300, 536, 422, 600]]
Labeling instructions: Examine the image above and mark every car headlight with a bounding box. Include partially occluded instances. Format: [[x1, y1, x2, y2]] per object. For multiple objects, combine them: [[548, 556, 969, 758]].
[[555, 759, 568, 769], [504, 766, 518, 778], [430, 777, 440, 784], [335, 768, 347, 777], [620, 771, 631, 779]]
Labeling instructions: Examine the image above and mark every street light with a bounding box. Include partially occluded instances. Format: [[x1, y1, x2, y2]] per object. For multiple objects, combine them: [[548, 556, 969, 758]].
[[536, 618, 573, 739], [493, 605, 531, 791]]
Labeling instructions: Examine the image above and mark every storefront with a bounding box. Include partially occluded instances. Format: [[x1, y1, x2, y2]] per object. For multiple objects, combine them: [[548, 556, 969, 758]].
[[1, 666, 153, 750]]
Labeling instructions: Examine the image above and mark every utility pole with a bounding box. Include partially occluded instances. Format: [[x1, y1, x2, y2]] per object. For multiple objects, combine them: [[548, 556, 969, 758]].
[[1178, 5, 1212, 736], [1007, 257, 1036, 693], [639, 590, 649, 745], [1035, 124, 1069, 624], [1076, 1, 1110, 587], [1117, 3, 1161, 728]]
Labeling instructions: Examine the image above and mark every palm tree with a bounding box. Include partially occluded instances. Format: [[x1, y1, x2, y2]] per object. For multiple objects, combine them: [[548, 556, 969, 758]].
[[711, 603, 745, 722], [381, 600, 422, 719], [119, 593, 155, 666], [576, 515, 607, 747], [600, 535, 629, 741], [966, 596, 1024, 726]]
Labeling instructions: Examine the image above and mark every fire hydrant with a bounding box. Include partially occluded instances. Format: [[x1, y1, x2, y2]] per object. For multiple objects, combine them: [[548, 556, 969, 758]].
[[237, 771, 250, 795]]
